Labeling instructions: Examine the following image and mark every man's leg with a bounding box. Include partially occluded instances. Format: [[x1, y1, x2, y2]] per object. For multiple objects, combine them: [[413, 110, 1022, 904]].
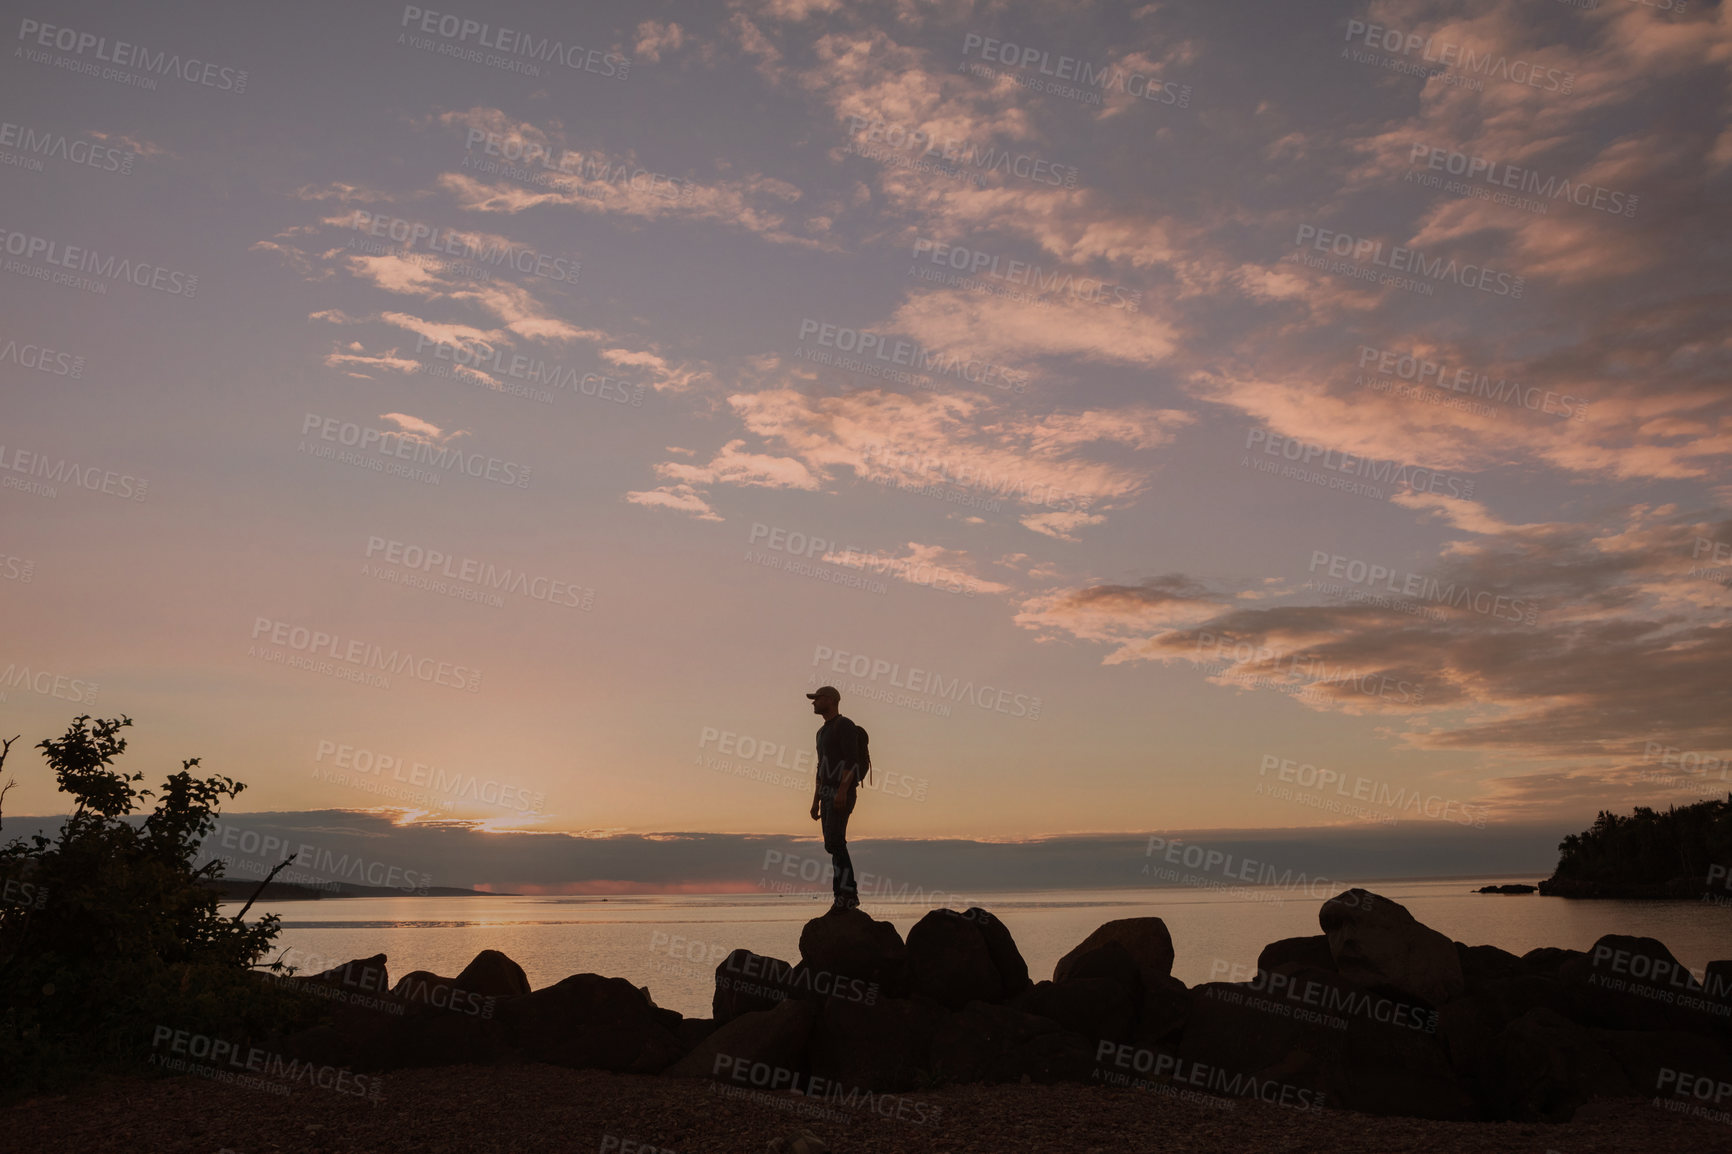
[[821, 798, 858, 906]]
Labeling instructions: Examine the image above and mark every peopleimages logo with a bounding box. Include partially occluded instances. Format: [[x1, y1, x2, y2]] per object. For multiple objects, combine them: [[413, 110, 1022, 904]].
[[0, 444, 147, 501], [1293, 225, 1524, 298], [299, 414, 532, 489], [0, 335, 84, 378], [16, 19, 249, 92], [149, 1026, 380, 1100], [1143, 835, 1361, 899], [859, 443, 1086, 513], [1096, 1042, 1325, 1110], [0, 663, 98, 704], [1191, 633, 1424, 706], [0, 227, 198, 296], [250, 617, 482, 693], [204, 822, 434, 893], [845, 116, 1079, 188], [909, 238, 1140, 311], [412, 335, 641, 404], [363, 535, 594, 609], [960, 34, 1191, 106], [0, 120, 134, 174], [348, 212, 580, 284], [1205, 961, 1439, 1033], [1307, 550, 1538, 625], [461, 128, 690, 199], [1342, 19, 1575, 93], [398, 6, 628, 78], [796, 318, 1028, 393], [1407, 144, 1637, 219], [1257, 755, 1489, 827], [1244, 429, 1476, 500], [1356, 345, 1586, 422], [1643, 741, 1729, 783], [748, 523, 981, 597], [314, 740, 546, 814]]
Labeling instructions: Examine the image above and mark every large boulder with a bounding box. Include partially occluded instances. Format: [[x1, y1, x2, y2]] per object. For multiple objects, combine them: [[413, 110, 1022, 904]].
[[1559, 934, 1719, 1036], [1053, 918, 1174, 992], [1258, 936, 1334, 974], [807, 995, 948, 1092], [495, 974, 684, 1073], [1329, 994, 1474, 1120], [1014, 978, 1136, 1043], [1181, 964, 1470, 1118], [1436, 994, 1503, 1097], [301, 953, 391, 997], [1134, 976, 1192, 1046], [1594, 1026, 1732, 1095], [1489, 1007, 1634, 1122], [393, 970, 468, 1016], [276, 954, 404, 1069], [798, 908, 908, 995], [1057, 940, 1142, 997], [665, 997, 819, 1080], [929, 1000, 1062, 1083], [1455, 943, 1524, 991], [456, 949, 531, 997], [990, 1030, 1103, 1084], [367, 1000, 512, 1069], [1706, 959, 1732, 997], [1179, 974, 1347, 1089], [1467, 974, 1576, 1031], [1520, 946, 1585, 977], [713, 948, 798, 1024], [1569, 934, 1698, 989], [676, 1017, 717, 1050], [906, 909, 1001, 1009], [782, 959, 882, 1007], [968, 907, 1032, 997], [1319, 889, 1464, 1007], [1703, 960, 1732, 1026], [388, 949, 529, 1022]]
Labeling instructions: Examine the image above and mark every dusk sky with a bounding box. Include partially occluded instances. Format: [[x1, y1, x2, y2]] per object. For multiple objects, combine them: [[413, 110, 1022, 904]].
[[4, 0, 1728, 886]]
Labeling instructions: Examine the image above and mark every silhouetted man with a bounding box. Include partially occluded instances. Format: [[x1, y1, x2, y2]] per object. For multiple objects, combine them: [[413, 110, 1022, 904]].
[[807, 684, 864, 912]]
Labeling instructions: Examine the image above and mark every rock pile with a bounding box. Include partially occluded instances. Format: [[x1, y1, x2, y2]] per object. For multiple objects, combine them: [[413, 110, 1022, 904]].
[[268, 890, 1732, 1122]]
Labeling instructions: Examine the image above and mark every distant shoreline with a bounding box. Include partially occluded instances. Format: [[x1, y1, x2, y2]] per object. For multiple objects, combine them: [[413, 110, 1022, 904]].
[[213, 875, 1578, 903], [202, 879, 513, 901]]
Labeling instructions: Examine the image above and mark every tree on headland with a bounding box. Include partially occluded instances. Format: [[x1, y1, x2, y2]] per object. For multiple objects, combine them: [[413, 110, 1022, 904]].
[[0, 715, 307, 1090], [1541, 794, 1732, 898]]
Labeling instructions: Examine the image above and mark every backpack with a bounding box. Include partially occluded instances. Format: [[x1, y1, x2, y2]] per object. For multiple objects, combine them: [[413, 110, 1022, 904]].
[[856, 725, 871, 784]]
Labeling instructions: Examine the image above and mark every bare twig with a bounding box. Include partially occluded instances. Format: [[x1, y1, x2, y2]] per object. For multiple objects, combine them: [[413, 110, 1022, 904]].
[[251, 945, 298, 974], [0, 734, 18, 833], [233, 853, 297, 922]]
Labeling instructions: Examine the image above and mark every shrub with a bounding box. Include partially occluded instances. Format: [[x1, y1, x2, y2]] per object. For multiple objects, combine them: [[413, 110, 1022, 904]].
[[0, 716, 320, 1090]]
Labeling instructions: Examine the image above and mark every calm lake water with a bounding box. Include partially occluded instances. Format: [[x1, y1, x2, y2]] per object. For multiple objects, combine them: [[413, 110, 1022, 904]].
[[230, 878, 1732, 1019]]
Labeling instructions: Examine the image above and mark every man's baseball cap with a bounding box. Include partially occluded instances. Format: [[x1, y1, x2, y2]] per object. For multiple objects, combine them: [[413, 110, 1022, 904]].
[[806, 685, 840, 700]]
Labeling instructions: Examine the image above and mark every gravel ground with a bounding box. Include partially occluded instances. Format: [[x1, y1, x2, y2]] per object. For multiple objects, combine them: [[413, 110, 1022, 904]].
[[8, 1065, 1730, 1154]]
